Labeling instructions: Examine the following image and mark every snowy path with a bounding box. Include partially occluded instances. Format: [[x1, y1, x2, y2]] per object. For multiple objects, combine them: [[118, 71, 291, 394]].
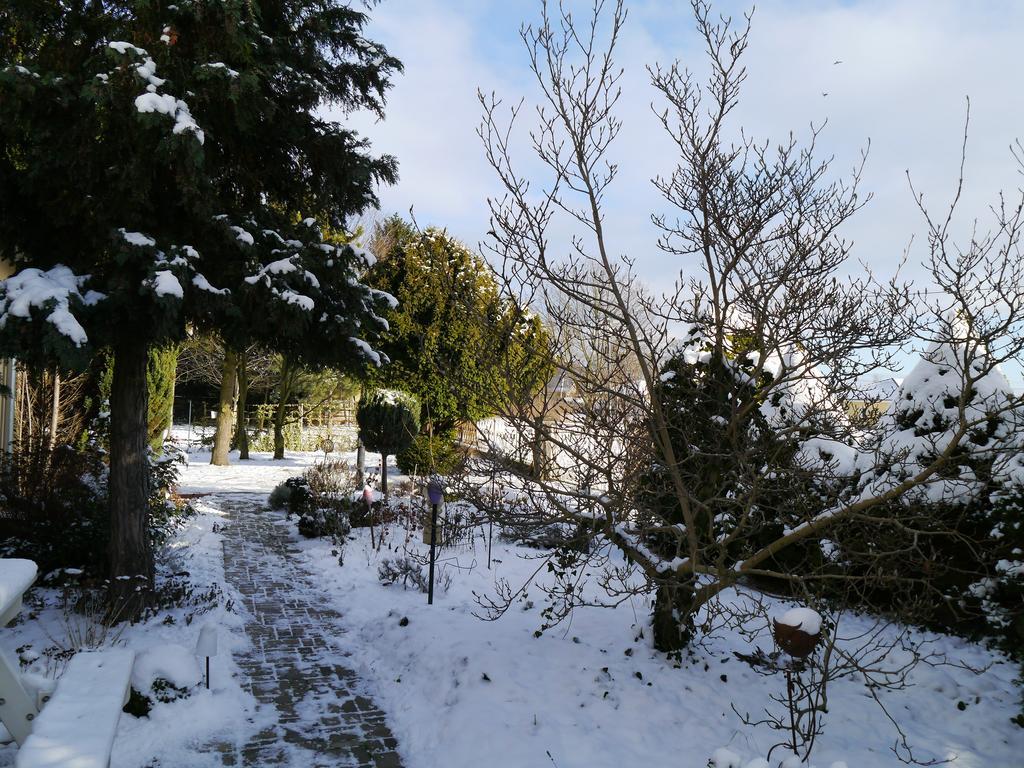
[[212, 494, 403, 768]]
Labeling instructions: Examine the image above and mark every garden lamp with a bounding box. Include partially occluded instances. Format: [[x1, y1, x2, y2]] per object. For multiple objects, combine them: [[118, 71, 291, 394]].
[[195, 624, 219, 690], [427, 479, 444, 604]]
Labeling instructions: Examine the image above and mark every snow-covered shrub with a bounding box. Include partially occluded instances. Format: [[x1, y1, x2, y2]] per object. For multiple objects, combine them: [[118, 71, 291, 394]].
[[826, 339, 1024, 647], [377, 556, 427, 591], [276, 463, 365, 539], [879, 334, 1023, 502], [304, 460, 355, 501], [278, 476, 314, 518], [125, 645, 202, 717], [378, 555, 452, 593], [297, 506, 351, 539], [268, 480, 292, 510]]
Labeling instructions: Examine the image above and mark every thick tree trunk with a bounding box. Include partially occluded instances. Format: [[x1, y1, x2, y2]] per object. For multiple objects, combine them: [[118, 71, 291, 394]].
[[108, 337, 154, 618], [273, 401, 287, 459], [211, 349, 238, 466], [273, 358, 293, 460], [234, 350, 250, 460], [380, 452, 388, 499], [652, 581, 697, 653]]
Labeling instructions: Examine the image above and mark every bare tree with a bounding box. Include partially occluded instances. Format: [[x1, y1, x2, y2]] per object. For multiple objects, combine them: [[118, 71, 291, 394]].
[[471, 0, 1024, 658], [178, 333, 283, 464]]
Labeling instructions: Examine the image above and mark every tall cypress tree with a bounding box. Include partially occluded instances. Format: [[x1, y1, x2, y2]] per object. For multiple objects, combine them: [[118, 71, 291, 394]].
[[0, 1, 400, 614]]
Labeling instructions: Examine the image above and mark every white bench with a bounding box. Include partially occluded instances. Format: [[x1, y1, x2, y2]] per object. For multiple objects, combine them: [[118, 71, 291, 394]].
[[15, 649, 135, 768], [0, 559, 42, 745], [0, 558, 134, 768]]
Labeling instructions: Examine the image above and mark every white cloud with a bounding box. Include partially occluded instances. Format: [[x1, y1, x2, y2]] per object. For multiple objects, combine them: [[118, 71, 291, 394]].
[[336, 1, 524, 239], [344, 0, 1024, 384]]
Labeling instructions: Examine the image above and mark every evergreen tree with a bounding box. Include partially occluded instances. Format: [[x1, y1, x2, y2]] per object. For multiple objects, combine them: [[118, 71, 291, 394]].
[[0, 1, 400, 613], [883, 327, 1023, 498], [640, 328, 830, 648], [366, 217, 550, 471], [147, 345, 178, 451], [356, 389, 419, 498], [844, 325, 1024, 635]]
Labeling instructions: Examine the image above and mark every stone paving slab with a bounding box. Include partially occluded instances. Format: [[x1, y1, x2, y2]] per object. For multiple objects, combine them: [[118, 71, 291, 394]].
[[213, 495, 403, 767]]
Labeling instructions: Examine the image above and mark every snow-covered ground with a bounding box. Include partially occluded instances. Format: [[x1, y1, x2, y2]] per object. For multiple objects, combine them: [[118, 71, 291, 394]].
[[2, 445, 1021, 767], [187, 447, 1024, 768], [0, 493, 267, 767]]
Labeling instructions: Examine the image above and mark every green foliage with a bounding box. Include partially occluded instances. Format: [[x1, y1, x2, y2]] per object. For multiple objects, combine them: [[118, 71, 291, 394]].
[[0, 441, 193, 575], [0, 2, 401, 370], [94, 345, 179, 452], [147, 345, 178, 451], [396, 427, 464, 476], [356, 389, 420, 458], [0, 2, 401, 594], [366, 218, 551, 430], [249, 424, 346, 454], [640, 345, 821, 570], [0, 2, 400, 587], [297, 505, 352, 540]]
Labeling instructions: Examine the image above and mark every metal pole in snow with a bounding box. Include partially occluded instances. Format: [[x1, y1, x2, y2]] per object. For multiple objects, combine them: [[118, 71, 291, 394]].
[[428, 502, 437, 605], [487, 518, 493, 570]]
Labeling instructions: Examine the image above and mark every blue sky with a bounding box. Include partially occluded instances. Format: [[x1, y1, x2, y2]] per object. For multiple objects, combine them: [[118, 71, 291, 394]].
[[338, 0, 1024, 385]]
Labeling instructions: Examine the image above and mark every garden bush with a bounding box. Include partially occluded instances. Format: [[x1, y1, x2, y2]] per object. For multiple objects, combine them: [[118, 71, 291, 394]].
[[396, 427, 465, 476], [0, 440, 193, 577], [297, 506, 352, 539]]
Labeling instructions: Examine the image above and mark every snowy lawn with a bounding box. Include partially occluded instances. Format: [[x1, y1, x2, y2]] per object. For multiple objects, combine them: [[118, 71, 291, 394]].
[[214, 448, 1024, 768], [5, 445, 1017, 767], [290, 511, 1024, 768], [0, 498, 265, 768]]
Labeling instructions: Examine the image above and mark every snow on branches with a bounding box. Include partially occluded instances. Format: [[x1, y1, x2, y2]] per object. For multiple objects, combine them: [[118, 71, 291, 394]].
[[0, 265, 104, 346], [107, 41, 204, 143], [216, 216, 394, 369]]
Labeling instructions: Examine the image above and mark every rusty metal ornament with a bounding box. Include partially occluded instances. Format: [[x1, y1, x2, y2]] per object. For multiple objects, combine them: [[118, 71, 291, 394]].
[[772, 618, 821, 658]]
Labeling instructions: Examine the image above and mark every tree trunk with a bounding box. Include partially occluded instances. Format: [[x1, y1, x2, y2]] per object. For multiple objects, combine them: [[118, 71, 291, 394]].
[[380, 452, 388, 498], [273, 358, 293, 460], [531, 414, 546, 480], [234, 350, 250, 460], [210, 349, 238, 466], [108, 336, 154, 618], [47, 368, 60, 450], [652, 581, 697, 653], [356, 439, 366, 487]]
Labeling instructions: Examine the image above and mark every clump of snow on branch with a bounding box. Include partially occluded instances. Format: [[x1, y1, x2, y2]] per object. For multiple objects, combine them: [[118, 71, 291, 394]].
[[107, 41, 204, 143], [120, 228, 227, 299], [0, 265, 103, 346]]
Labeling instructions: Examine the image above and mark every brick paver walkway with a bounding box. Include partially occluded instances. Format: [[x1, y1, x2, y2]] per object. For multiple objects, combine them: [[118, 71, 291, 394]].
[[214, 495, 403, 767]]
